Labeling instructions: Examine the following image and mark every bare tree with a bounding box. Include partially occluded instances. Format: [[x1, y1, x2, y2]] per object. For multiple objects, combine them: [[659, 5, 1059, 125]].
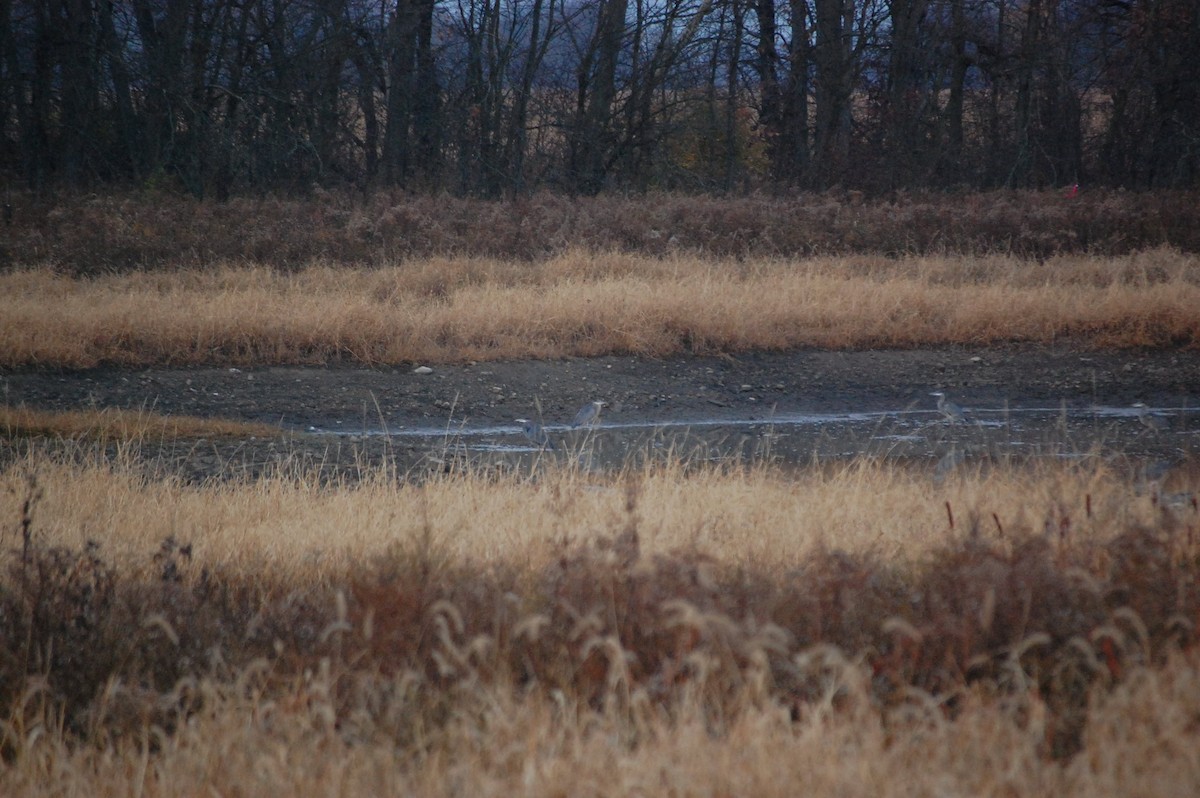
[[569, 0, 629, 193], [0, 0, 1194, 193]]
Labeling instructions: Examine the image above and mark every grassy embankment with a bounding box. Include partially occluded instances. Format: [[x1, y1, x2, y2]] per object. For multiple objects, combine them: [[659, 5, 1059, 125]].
[[2, 190, 1200, 368], [0, 449, 1198, 795], [2, 248, 1199, 369]]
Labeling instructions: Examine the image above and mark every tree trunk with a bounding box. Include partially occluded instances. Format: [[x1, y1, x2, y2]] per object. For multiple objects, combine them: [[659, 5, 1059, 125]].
[[752, 0, 783, 178], [1010, 0, 1040, 186], [571, 0, 629, 194], [884, 0, 929, 187], [98, 0, 141, 180], [723, 0, 744, 190], [781, 0, 811, 182], [383, 0, 419, 184], [944, 0, 966, 178], [412, 0, 439, 184], [505, 0, 555, 193], [811, 0, 852, 186]]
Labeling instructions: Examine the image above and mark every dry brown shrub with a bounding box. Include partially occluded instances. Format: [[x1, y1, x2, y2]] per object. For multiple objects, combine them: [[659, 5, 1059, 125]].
[[4, 189, 1199, 274], [2, 458, 1197, 762]]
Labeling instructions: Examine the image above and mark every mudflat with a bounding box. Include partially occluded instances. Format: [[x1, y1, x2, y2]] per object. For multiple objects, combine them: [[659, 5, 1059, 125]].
[[3, 344, 1198, 480]]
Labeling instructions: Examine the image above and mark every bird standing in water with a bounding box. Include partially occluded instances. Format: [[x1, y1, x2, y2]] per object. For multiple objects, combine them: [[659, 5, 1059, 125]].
[[930, 392, 967, 424], [571, 400, 607, 428], [515, 419, 555, 449]]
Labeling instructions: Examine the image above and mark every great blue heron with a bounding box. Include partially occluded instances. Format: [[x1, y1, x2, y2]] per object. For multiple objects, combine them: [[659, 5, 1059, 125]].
[[930, 391, 967, 424], [1132, 403, 1168, 434], [571, 400, 607, 429], [515, 419, 555, 449]]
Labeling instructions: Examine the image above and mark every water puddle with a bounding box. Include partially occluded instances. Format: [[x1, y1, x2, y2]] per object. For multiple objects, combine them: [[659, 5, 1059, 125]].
[[304, 403, 1197, 469]]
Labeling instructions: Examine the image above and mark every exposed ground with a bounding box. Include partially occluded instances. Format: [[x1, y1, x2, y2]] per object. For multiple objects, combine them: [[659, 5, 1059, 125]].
[[7, 343, 1199, 426], [4, 343, 1198, 480]]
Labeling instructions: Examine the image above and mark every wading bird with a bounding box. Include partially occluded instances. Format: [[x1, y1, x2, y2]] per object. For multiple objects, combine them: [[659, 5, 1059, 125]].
[[571, 400, 607, 428], [930, 391, 967, 424], [515, 419, 555, 449]]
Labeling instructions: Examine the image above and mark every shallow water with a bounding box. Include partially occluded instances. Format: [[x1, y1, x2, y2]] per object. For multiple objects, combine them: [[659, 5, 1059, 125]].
[[309, 403, 1199, 474]]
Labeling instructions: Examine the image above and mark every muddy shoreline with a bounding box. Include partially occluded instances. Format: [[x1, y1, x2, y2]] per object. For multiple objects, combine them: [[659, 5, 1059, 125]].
[[4, 345, 1199, 481]]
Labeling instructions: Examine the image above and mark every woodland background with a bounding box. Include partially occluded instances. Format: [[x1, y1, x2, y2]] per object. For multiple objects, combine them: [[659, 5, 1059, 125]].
[[1, 0, 1197, 198]]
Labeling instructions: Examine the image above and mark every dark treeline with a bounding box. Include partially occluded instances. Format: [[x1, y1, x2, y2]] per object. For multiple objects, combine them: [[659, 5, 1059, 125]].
[[1, 0, 1197, 197]]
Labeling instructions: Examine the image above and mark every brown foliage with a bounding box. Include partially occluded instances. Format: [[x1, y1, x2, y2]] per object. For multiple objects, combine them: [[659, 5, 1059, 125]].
[[3, 189, 1200, 274], [3, 473, 1197, 760]]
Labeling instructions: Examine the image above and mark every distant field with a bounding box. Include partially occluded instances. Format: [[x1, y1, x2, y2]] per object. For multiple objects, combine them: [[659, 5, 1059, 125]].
[[2, 248, 1198, 368], [1, 449, 1198, 795]]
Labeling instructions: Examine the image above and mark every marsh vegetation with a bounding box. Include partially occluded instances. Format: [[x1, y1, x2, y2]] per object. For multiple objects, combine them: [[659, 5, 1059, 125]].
[[2, 191, 1199, 794], [4, 246, 1200, 369], [1, 446, 1199, 795]]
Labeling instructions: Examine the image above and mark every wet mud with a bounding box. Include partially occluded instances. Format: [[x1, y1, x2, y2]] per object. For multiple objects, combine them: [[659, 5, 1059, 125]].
[[3, 345, 1198, 482]]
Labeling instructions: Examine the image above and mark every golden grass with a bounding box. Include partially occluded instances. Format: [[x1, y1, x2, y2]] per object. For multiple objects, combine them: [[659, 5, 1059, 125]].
[[1, 450, 1198, 795], [2, 248, 1199, 368], [0, 405, 281, 441], [4, 654, 1200, 797], [0, 448, 1159, 583]]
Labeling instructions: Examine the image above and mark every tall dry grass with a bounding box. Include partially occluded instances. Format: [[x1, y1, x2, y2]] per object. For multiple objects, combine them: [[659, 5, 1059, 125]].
[[2, 248, 1198, 367], [3, 189, 1199, 272], [4, 654, 1200, 797], [0, 405, 279, 440], [0, 446, 1170, 581], [1, 448, 1199, 795]]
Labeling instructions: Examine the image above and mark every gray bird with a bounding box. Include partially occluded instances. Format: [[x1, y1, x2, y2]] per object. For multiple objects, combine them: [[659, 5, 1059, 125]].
[[1132, 403, 1168, 434], [515, 419, 555, 450], [930, 391, 967, 424], [571, 400, 607, 429]]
